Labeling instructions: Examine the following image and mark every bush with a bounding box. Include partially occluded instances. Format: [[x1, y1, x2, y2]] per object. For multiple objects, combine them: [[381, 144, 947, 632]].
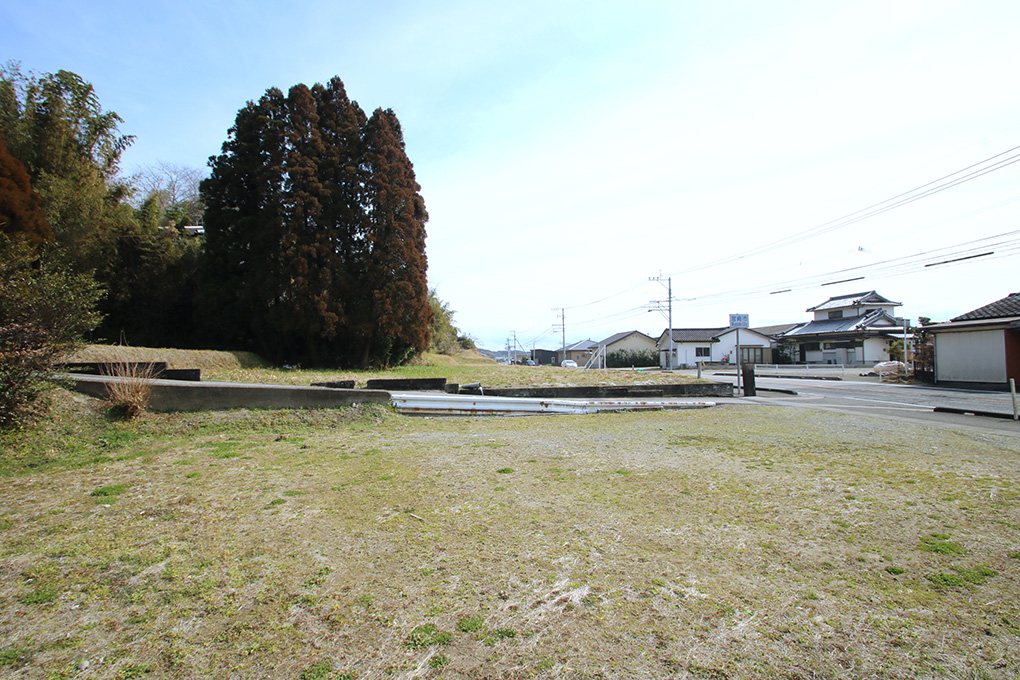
[[607, 349, 659, 368], [0, 238, 102, 428]]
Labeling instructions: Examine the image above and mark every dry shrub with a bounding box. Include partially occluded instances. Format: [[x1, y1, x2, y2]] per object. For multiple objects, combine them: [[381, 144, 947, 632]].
[[101, 362, 155, 419]]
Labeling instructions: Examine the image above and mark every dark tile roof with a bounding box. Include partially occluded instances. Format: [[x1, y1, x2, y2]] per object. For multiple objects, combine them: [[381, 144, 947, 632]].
[[806, 291, 900, 313], [663, 327, 728, 343], [951, 292, 1020, 321], [783, 310, 899, 337]]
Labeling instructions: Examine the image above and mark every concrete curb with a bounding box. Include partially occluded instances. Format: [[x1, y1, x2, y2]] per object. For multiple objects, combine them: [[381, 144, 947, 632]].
[[63, 374, 391, 412], [933, 406, 1019, 421]]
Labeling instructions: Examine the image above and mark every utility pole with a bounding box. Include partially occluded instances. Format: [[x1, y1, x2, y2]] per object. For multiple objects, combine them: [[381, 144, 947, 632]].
[[649, 274, 674, 371], [553, 308, 566, 365]]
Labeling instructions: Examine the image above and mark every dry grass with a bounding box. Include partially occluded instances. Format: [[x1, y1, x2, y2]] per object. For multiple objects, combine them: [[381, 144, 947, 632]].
[[99, 362, 156, 420], [67, 345, 268, 370], [2, 396, 1019, 679]]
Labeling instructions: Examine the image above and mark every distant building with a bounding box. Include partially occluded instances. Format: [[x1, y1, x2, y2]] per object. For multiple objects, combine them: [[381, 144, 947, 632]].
[[655, 326, 774, 368]]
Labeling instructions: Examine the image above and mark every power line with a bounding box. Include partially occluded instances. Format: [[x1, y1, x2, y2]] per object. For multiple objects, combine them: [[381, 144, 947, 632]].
[[665, 144, 1020, 277]]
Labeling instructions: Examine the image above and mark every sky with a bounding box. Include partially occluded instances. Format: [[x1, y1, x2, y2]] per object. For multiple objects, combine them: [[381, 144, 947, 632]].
[[4, 0, 1020, 351]]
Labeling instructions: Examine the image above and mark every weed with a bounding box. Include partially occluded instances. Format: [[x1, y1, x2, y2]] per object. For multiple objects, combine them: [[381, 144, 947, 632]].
[[927, 573, 967, 588], [953, 565, 998, 585], [299, 660, 334, 680], [404, 624, 453, 649], [496, 468, 514, 474], [457, 615, 484, 632], [112, 662, 151, 679], [0, 646, 29, 666], [885, 566, 906, 575], [19, 587, 58, 605], [304, 567, 332, 588], [429, 653, 449, 668]]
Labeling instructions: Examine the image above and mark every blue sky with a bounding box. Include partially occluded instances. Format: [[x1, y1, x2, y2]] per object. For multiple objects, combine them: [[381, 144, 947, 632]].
[[4, 0, 1020, 351]]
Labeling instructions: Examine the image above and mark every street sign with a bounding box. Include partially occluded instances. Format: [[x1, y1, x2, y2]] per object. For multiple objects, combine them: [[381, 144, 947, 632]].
[[729, 314, 749, 328]]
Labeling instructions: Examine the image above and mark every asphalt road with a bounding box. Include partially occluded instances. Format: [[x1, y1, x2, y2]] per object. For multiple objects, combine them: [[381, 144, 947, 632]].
[[706, 372, 1020, 436]]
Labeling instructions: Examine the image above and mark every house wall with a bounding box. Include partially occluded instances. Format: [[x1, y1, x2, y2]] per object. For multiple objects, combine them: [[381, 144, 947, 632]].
[[812, 305, 897, 321], [662, 343, 714, 368], [1007, 330, 1020, 382], [713, 332, 771, 364], [862, 337, 891, 364], [935, 329, 1006, 384], [607, 335, 656, 354]]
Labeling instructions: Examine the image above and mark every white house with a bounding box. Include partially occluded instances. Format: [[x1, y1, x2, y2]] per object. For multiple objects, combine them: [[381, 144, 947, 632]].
[[597, 330, 657, 356], [779, 291, 904, 365], [929, 292, 1020, 390], [656, 327, 774, 368]]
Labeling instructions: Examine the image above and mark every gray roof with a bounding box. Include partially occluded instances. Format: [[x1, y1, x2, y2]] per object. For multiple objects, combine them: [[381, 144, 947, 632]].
[[565, 339, 597, 351], [662, 327, 729, 343], [806, 291, 900, 313], [951, 292, 1020, 321], [753, 323, 804, 338], [598, 330, 653, 346], [784, 310, 900, 337]]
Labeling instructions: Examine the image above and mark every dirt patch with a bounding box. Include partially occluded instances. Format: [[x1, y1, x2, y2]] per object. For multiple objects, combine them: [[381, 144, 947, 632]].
[[1, 400, 1019, 678]]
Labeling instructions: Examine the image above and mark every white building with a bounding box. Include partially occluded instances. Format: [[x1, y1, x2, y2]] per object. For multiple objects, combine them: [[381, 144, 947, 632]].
[[655, 327, 774, 368]]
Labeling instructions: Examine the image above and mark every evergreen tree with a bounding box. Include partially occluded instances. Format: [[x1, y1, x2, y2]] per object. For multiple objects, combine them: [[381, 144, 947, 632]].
[[200, 88, 289, 357], [200, 78, 430, 367], [358, 108, 432, 367]]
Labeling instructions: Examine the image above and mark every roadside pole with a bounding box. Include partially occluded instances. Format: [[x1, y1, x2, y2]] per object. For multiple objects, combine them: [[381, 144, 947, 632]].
[[735, 327, 741, 396], [1011, 378, 1018, 421]]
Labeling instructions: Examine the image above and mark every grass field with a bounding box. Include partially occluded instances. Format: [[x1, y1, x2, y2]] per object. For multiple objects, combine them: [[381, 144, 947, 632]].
[[2, 385, 1019, 679]]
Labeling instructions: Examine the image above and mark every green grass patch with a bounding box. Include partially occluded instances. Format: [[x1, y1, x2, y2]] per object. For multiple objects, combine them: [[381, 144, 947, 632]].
[[404, 624, 453, 649], [919, 534, 966, 555], [89, 484, 128, 497]]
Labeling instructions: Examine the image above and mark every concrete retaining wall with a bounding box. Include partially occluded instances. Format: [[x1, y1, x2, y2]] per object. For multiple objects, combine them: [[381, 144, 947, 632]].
[[65, 374, 390, 412], [457, 383, 732, 399]]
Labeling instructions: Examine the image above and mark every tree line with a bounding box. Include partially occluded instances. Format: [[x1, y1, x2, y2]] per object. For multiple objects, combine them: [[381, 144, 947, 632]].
[[1, 63, 442, 424]]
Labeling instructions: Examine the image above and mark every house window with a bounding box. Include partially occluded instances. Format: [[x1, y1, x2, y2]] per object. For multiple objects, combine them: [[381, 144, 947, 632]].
[[828, 310, 843, 319], [741, 347, 764, 364], [695, 347, 710, 357], [803, 342, 820, 351]]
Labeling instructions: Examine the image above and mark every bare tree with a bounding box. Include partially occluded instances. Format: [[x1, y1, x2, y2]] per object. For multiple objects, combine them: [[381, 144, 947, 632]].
[[130, 160, 205, 225]]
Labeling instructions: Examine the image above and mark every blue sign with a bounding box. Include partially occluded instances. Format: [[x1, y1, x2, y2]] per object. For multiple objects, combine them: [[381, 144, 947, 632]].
[[729, 314, 749, 328]]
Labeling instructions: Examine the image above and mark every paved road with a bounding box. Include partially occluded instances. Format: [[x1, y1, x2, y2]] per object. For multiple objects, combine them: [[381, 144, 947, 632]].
[[704, 372, 1020, 436]]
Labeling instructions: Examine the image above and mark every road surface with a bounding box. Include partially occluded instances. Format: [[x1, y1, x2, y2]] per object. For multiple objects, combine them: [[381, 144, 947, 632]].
[[707, 372, 1020, 436]]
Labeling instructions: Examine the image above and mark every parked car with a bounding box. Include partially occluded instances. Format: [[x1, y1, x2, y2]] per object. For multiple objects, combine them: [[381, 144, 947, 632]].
[[560, 360, 578, 368]]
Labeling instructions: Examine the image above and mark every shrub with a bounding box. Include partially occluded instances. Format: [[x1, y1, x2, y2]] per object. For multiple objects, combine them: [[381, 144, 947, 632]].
[[0, 238, 103, 428], [606, 349, 659, 368]]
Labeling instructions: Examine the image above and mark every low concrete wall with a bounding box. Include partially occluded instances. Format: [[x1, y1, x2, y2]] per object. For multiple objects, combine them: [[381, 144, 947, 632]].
[[458, 383, 732, 398], [65, 374, 390, 412]]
